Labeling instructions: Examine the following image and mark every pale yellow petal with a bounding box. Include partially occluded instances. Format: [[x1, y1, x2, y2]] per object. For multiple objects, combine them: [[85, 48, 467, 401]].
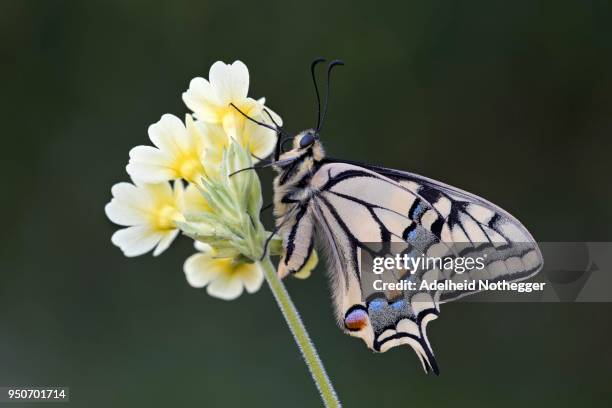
[[106, 182, 152, 226], [244, 121, 277, 161], [182, 77, 221, 123], [148, 114, 186, 156], [153, 229, 180, 256], [206, 272, 243, 300], [240, 97, 264, 119], [194, 241, 212, 252], [185, 115, 206, 151], [198, 122, 228, 179], [142, 182, 174, 204], [126, 145, 175, 183], [184, 252, 224, 288], [256, 102, 283, 127], [105, 197, 148, 226], [126, 163, 176, 184], [111, 182, 149, 209], [111, 225, 163, 257], [200, 122, 228, 151], [222, 110, 240, 140], [238, 262, 264, 293], [209, 60, 249, 105]]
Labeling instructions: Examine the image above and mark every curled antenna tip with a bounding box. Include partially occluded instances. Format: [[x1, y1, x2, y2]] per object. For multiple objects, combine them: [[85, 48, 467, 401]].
[[317, 58, 345, 132], [311, 58, 327, 129], [311, 57, 326, 66]]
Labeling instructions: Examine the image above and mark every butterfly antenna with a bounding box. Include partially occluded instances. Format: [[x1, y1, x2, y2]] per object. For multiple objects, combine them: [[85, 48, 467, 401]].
[[228, 161, 277, 177], [263, 108, 283, 131], [231, 103, 288, 162], [261, 107, 290, 162], [229, 103, 280, 134], [317, 59, 344, 132], [310, 57, 326, 129]]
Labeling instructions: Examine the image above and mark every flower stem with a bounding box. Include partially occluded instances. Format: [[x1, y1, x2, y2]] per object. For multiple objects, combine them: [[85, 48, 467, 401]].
[[261, 257, 342, 407]]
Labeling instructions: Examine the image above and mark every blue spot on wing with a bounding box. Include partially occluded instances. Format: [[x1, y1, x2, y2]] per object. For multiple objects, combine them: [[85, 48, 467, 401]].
[[368, 298, 387, 312], [391, 299, 405, 310], [409, 199, 426, 220], [402, 224, 418, 241], [413, 203, 425, 218]]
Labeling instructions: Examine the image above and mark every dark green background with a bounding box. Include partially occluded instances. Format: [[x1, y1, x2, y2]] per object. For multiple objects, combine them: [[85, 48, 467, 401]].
[[1, 0, 611, 407]]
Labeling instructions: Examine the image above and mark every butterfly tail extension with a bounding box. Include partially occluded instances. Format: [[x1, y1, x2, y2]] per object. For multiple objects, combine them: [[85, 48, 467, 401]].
[[395, 309, 440, 375], [416, 310, 440, 375], [416, 340, 439, 375]]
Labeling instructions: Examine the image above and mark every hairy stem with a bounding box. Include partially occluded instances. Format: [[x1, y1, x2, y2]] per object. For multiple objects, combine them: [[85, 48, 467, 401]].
[[261, 257, 342, 407]]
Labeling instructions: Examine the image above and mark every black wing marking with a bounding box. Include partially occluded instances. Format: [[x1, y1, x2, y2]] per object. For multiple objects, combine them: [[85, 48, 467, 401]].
[[277, 203, 316, 278]]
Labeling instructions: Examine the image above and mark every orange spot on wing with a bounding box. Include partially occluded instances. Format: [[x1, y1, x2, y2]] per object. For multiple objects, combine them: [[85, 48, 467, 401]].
[[344, 309, 368, 331]]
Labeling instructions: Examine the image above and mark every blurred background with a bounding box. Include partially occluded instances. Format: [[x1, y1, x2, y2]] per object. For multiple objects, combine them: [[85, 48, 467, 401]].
[[1, 0, 612, 406]]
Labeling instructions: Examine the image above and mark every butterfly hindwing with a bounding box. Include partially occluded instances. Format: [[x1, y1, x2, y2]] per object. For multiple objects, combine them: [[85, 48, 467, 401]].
[[277, 203, 316, 279]]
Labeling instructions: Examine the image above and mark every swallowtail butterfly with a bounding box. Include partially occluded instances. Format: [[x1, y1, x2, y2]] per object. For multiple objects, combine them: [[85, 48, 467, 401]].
[[235, 58, 543, 374]]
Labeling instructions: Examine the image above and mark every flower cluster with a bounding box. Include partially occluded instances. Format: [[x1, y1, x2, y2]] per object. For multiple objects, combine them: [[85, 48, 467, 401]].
[[105, 61, 312, 300]]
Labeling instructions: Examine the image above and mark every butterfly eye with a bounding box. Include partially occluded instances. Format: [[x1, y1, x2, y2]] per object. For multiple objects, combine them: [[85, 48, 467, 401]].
[[344, 308, 368, 331], [299, 133, 315, 148]]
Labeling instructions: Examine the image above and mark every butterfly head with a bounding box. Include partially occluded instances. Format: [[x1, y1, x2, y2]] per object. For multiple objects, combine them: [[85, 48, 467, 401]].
[[274, 128, 325, 167]]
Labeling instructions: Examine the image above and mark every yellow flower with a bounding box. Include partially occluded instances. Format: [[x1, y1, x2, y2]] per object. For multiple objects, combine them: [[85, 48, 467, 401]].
[[110, 61, 297, 297], [105, 180, 206, 257], [182, 60, 281, 162], [126, 114, 206, 184], [184, 242, 264, 300]]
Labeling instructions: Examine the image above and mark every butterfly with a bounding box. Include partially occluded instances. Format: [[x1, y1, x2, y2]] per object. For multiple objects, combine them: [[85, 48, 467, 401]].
[[234, 58, 543, 375]]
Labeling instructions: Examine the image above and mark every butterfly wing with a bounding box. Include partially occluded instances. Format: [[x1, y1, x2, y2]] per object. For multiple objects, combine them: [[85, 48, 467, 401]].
[[362, 162, 544, 302], [302, 161, 543, 373]]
